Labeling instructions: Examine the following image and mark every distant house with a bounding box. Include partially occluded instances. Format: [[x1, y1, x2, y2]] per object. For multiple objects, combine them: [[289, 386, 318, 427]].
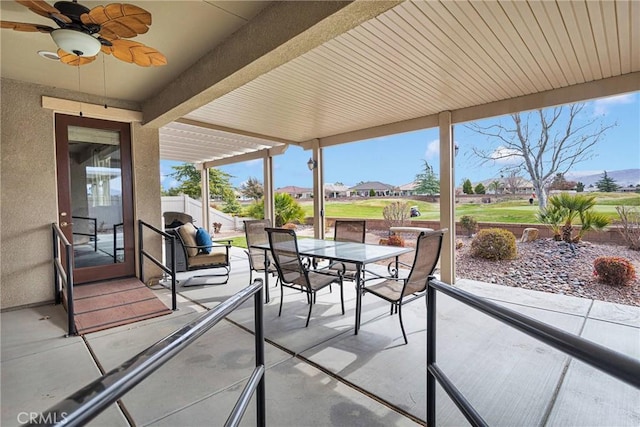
[[349, 181, 396, 197], [620, 186, 640, 193], [476, 177, 534, 195], [324, 183, 351, 198], [397, 181, 418, 196], [275, 186, 313, 199]]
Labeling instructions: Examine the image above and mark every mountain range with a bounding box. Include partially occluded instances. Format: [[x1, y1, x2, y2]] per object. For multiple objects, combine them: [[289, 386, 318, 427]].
[[565, 169, 640, 188]]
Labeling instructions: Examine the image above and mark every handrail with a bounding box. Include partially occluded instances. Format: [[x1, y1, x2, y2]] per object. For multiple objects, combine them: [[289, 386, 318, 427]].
[[426, 278, 640, 427], [113, 222, 124, 263], [28, 280, 266, 427], [51, 223, 75, 336], [71, 216, 97, 252], [138, 220, 177, 310]]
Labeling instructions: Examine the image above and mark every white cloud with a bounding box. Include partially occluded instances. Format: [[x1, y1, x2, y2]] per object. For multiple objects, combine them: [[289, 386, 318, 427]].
[[490, 146, 521, 164], [425, 140, 439, 159], [424, 139, 462, 159], [592, 93, 636, 115]]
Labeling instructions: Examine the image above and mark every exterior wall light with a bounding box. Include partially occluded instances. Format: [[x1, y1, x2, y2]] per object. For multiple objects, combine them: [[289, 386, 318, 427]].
[[307, 158, 317, 170]]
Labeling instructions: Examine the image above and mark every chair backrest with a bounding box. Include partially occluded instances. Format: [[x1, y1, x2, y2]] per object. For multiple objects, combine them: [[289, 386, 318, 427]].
[[334, 220, 366, 243], [265, 227, 307, 286], [404, 229, 446, 296], [164, 212, 193, 229], [244, 219, 273, 269]]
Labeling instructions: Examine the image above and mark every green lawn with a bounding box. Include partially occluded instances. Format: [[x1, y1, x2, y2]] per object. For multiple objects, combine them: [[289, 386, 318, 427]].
[[299, 193, 639, 224]]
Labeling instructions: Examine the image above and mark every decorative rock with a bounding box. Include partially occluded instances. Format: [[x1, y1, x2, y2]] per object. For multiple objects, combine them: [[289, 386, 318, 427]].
[[456, 239, 464, 250], [521, 227, 539, 242]]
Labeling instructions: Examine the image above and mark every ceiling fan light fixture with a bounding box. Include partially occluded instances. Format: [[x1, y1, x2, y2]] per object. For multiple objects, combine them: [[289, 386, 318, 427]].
[[38, 50, 60, 61], [51, 29, 101, 57]]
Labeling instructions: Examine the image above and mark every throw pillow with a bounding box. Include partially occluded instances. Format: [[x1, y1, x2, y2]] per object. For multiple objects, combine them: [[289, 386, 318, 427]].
[[195, 227, 212, 254]]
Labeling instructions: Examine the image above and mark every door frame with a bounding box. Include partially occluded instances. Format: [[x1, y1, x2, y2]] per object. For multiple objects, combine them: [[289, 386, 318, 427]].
[[55, 113, 135, 284]]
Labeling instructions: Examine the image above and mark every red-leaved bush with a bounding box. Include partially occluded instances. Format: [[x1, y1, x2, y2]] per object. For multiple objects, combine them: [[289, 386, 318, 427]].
[[593, 256, 636, 286]]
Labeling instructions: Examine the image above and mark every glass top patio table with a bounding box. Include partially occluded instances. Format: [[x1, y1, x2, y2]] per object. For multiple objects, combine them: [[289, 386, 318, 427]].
[[253, 238, 413, 334]]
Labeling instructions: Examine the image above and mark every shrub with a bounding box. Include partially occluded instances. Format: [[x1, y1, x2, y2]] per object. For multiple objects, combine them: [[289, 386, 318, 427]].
[[387, 235, 405, 247], [378, 235, 405, 247], [616, 206, 640, 251], [470, 228, 517, 260], [382, 201, 410, 228], [593, 257, 636, 286], [460, 215, 478, 237]]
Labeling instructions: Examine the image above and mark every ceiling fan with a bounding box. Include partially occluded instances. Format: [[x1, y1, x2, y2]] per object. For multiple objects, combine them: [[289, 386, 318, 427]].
[[0, 0, 166, 67]]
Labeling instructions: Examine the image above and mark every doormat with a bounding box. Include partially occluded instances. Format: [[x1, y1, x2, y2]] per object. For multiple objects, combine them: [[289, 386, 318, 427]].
[[72, 277, 172, 335]]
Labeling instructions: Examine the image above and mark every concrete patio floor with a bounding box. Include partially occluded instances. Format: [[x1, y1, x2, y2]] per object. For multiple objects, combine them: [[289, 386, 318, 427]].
[[2, 246, 639, 426]]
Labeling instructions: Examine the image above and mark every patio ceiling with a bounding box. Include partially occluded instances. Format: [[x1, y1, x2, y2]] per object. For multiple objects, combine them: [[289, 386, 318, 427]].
[[153, 0, 639, 166], [1, 1, 637, 166]]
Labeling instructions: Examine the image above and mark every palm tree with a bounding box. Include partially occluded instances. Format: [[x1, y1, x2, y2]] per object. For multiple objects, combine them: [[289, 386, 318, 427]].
[[536, 205, 565, 241], [547, 193, 610, 243]]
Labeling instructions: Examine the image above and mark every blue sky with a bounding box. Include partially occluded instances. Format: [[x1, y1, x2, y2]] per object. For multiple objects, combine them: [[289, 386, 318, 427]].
[[161, 92, 639, 190]]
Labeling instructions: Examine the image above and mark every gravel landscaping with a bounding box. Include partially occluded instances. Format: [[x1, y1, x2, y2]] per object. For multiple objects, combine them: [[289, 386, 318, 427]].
[[454, 236, 640, 307], [363, 229, 640, 308]]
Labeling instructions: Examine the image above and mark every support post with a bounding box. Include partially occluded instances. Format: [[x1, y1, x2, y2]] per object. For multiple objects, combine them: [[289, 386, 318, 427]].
[[310, 141, 325, 239], [198, 163, 211, 233], [438, 111, 456, 284], [263, 154, 274, 226]]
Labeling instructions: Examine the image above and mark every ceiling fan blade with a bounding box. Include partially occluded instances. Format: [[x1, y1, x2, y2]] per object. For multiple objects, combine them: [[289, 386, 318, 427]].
[[0, 20, 53, 33], [57, 49, 96, 66], [103, 39, 166, 67], [82, 3, 151, 39], [15, 0, 71, 24]]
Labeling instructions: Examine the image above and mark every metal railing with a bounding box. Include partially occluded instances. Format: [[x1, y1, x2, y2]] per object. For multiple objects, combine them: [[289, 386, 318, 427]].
[[52, 223, 75, 336], [71, 216, 97, 252], [138, 220, 177, 310], [28, 280, 266, 427], [426, 278, 640, 426], [113, 222, 124, 263]]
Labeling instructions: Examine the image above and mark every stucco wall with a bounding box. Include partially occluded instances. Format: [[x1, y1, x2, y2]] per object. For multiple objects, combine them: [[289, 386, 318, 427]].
[[1, 78, 161, 309], [132, 122, 163, 282]]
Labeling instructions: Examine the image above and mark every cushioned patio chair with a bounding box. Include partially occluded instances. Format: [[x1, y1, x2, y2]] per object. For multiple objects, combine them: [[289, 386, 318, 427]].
[[175, 222, 231, 287], [163, 211, 194, 229], [244, 219, 279, 301], [362, 229, 445, 344], [266, 227, 345, 327]]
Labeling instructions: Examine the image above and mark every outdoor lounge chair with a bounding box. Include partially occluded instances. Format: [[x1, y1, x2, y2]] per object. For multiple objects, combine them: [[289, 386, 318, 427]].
[[163, 211, 194, 229], [174, 222, 231, 287], [362, 229, 445, 344], [266, 227, 345, 327], [244, 219, 279, 301]]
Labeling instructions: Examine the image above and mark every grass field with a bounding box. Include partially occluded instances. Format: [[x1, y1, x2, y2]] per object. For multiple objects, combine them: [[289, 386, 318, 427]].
[[299, 192, 640, 224]]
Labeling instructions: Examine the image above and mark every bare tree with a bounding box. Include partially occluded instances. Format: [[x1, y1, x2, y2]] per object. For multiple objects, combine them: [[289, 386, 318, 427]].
[[467, 104, 615, 208], [504, 170, 525, 195]]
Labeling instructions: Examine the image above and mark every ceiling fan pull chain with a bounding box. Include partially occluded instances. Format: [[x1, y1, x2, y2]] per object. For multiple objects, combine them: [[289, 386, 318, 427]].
[[77, 65, 83, 117], [102, 54, 107, 109]]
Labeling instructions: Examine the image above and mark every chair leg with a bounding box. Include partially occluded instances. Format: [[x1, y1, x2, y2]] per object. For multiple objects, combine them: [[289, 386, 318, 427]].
[[305, 291, 314, 327], [340, 282, 345, 315], [278, 282, 284, 317], [398, 302, 408, 345]]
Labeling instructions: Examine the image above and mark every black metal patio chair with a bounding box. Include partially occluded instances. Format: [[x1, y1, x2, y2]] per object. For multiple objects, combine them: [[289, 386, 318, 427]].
[[244, 219, 279, 301], [266, 227, 345, 327], [362, 229, 445, 344]]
